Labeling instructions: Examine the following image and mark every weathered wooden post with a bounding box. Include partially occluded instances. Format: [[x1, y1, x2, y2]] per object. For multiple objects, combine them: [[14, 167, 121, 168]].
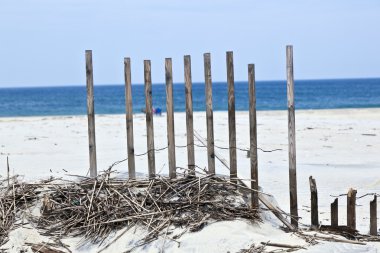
[[286, 45, 298, 227], [248, 64, 259, 208], [226, 51, 237, 183], [184, 55, 195, 175], [85, 50, 97, 178], [144, 60, 156, 178], [347, 188, 357, 230], [370, 195, 377, 236], [309, 176, 318, 227], [124, 58, 136, 179], [165, 58, 176, 179], [204, 53, 215, 174], [331, 198, 338, 227]]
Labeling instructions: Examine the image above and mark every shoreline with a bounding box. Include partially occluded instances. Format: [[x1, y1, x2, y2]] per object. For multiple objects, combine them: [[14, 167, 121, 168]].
[[0, 106, 379, 120]]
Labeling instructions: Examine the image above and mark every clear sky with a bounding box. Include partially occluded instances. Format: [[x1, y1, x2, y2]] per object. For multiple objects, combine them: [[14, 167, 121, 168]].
[[0, 0, 379, 87]]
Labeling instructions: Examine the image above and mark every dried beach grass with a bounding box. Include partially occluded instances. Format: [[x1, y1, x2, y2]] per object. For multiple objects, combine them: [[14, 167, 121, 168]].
[[0, 176, 39, 246], [31, 169, 261, 246]]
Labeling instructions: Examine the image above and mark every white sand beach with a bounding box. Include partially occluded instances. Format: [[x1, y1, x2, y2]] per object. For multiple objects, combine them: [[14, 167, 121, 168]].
[[0, 108, 379, 252]]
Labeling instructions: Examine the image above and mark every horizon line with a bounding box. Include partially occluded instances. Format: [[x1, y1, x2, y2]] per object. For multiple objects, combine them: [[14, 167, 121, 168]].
[[0, 76, 379, 89]]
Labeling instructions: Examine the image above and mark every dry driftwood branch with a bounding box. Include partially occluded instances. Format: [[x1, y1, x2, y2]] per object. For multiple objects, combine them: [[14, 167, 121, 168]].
[[297, 231, 367, 246], [260, 241, 306, 249]]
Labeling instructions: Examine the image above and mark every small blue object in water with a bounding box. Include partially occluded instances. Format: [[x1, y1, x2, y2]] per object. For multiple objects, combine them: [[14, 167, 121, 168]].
[[154, 107, 162, 115]]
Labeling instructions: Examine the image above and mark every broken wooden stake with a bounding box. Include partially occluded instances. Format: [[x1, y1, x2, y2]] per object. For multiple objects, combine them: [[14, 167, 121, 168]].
[[347, 188, 357, 230], [370, 195, 377, 236], [309, 176, 318, 227], [331, 198, 338, 227]]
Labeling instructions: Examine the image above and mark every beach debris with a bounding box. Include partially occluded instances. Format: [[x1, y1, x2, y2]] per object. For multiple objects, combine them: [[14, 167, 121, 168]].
[[193, 129, 295, 231], [297, 231, 368, 245], [27, 243, 67, 253], [361, 133, 376, 136], [238, 241, 305, 253], [238, 243, 266, 253], [319, 225, 358, 239], [31, 169, 261, 246], [260, 241, 306, 250], [1, 167, 377, 252], [0, 176, 39, 246]]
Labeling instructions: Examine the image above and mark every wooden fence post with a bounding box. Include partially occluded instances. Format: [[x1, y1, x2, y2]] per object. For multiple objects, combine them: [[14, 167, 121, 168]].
[[124, 58, 136, 179], [370, 195, 377, 236], [309, 176, 318, 227], [347, 188, 357, 230], [331, 198, 338, 227], [165, 58, 176, 179], [248, 64, 258, 208], [204, 53, 215, 174], [184, 55, 195, 175], [286, 45, 298, 227], [144, 60, 156, 178], [226, 51, 237, 183], [85, 50, 97, 178]]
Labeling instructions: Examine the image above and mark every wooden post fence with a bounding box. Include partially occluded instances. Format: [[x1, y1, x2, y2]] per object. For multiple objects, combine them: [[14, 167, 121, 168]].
[[85, 50, 97, 178], [286, 45, 298, 227], [347, 188, 357, 230], [184, 55, 195, 175], [124, 58, 136, 179], [165, 58, 176, 179], [331, 198, 338, 227], [144, 60, 156, 178], [81, 51, 380, 235], [248, 64, 259, 208], [370, 195, 377, 235], [226, 51, 237, 183], [309, 176, 318, 227], [204, 53, 215, 174]]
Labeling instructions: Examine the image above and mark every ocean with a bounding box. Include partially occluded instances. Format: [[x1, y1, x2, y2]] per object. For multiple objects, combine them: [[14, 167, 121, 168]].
[[0, 78, 379, 117]]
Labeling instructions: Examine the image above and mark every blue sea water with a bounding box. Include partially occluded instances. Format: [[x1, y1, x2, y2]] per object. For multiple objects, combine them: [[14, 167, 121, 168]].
[[0, 78, 379, 117]]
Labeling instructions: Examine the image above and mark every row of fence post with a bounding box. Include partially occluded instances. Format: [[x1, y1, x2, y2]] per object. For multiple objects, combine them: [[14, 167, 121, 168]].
[[84, 47, 297, 223], [86, 47, 379, 234], [3, 44, 378, 236], [309, 177, 378, 235]]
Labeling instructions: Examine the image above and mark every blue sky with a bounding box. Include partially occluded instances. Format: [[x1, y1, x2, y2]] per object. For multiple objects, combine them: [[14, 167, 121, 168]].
[[0, 0, 379, 87]]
